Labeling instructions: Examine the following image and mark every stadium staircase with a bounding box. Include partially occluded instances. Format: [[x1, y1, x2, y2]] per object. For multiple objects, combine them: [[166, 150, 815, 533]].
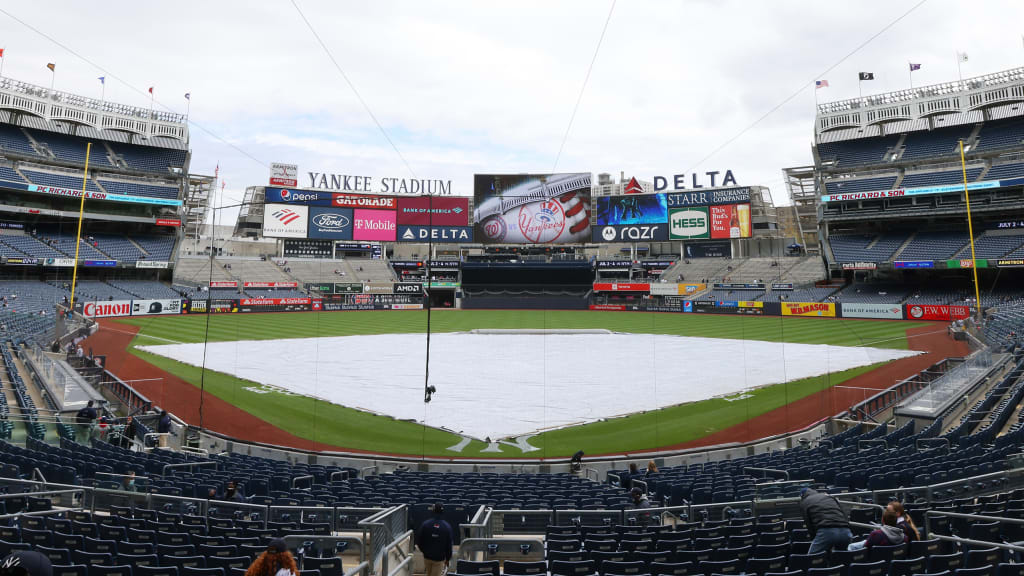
[[780, 256, 824, 284], [890, 232, 918, 261], [0, 353, 26, 443]]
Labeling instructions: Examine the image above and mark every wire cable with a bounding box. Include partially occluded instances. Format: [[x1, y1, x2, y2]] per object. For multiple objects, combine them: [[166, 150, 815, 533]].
[[289, 0, 417, 179], [552, 0, 616, 173]]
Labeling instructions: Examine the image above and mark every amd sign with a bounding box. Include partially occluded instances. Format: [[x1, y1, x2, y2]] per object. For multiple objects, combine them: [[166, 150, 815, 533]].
[[394, 283, 423, 295]]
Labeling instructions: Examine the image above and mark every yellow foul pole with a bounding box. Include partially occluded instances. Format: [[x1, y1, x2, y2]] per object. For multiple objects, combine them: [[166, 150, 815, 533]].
[[959, 140, 982, 322], [68, 142, 92, 312]]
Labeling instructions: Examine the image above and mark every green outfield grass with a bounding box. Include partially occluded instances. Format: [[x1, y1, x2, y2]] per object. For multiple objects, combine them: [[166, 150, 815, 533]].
[[118, 310, 929, 457]]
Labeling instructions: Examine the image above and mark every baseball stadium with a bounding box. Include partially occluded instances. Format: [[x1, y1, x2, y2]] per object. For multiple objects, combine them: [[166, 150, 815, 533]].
[[2, 3, 1024, 576]]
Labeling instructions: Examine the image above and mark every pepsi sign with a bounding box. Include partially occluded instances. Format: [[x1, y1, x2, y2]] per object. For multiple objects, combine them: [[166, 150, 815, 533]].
[[308, 207, 353, 239], [265, 187, 333, 206]]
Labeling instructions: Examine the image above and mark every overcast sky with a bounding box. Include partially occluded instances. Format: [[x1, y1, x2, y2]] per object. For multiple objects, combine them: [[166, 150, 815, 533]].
[[1, 0, 1023, 222]]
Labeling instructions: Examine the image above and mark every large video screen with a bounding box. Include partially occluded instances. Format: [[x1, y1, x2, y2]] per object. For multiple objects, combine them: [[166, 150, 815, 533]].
[[595, 194, 668, 225], [473, 173, 591, 244]]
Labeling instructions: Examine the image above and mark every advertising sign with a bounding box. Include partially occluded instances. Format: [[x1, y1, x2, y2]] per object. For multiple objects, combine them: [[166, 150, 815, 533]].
[[589, 304, 626, 311], [209, 299, 237, 313], [595, 194, 668, 226], [595, 223, 668, 242], [894, 261, 934, 269], [238, 298, 311, 313], [593, 282, 650, 292], [395, 197, 470, 226], [363, 282, 394, 294], [131, 299, 181, 316], [308, 207, 354, 240], [990, 220, 1024, 230], [155, 219, 181, 227], [708, 203, 751, 239], [135, 261, 170, 269], [684, 241, 731, 258], [841, 303, 903, 320], [397, 226, 473, 243], [270, 162, 299, 187], [44, 258, 75, 267], [263, 203, 309, 238], [84, 260, 117, 267], [997, 259, 1024, 267], [26, 184, 183, 207], [332, 193, 397, 209], [596, 260, 633, 268], [649, 283, 707, 296], [664, 186, 749, 207], [772, 283, 794, 290], [352, 209, 397, 241], [781, 302, 836, 317], [692, 302, 764, 315], [82, 301, 132, 318], [946, 259, 989, 269], [474, 173, 591, 244], [393, 283, 423, 295], [183, 299, 207, 314], [820, 179, 1001, 203], [210, 281, 238, 288], [669, 207, 709, 239], [905, 304, 972, 321], [841, 262, 877, 270], [243, 282, 299, 288], [264, 187, 333, 206]]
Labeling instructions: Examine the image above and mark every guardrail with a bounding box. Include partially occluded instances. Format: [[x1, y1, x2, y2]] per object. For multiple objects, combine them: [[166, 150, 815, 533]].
[[358, 505, 409, 573]]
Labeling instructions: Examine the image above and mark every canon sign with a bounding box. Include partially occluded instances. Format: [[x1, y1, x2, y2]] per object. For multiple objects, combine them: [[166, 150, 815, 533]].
[[83, 301, 132, 318]]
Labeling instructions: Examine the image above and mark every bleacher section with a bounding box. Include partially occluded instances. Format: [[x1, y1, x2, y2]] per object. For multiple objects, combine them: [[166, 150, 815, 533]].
[[0, 166, 26, 184], [900, 167, 984, 188], [20, 168, 103, 193], [107, 142, 188, 173], [829, 233, 909, 263], [133, 235, 175, 261], [27, 129, 115, 168], [823, 176, 898, 196], [174, 257, 235, 283], [760, 287, 838, 302], [985, 162, 1024, 180], [897, 232, 969, 261], [954, 234, 1024, 259], [0, 124, 39, 157], [98, 178, 179, 200], [900, 126, 974, 161], [107, 280, 181, 300], [975, 116, 1024, 152], [834, 283, 911, 304], [243, 288, 307, 299], [0, 235, 66, 259], [816, 135, 899, 166]]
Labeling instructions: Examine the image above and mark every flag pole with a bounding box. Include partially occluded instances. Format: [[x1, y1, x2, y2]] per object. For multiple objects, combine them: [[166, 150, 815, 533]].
[[909, 63, 913, 90], [858, 79, 862, 99], [0, 48, 5, 79], [956, 52, 963, 82], [68, 143, 92, 313], [959, 139, 982, 322]]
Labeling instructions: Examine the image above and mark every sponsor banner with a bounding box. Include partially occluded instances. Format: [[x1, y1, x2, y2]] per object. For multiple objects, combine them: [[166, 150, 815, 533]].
[[649, 282, 707, 296], [26, 184, 183, 206], [946, 259, 989, 269], [664, 187, 750, 207], [820, 179, 1001, 203], [391, 303, 424, 310], [0, 222, 24, 229], [737, 301, 764, 308], [595, 194, 668, 225], [905, 304, 972, 321], [684, 241, 731, 258], [708, 203, 751, 239], [593, 282, 650, 292], [841, 303, 904, 320], [333, 193, 397, 209], [135, 261, 170, 269], [238, 298, 311, 313], [474, 173, 591, 244], [772, 283, 794, 290], [363, 282, 394, 294], [82, 300, 132, 318], [263, 203, 309, 238], [397, 225, 473, 243], [596, 260, 633, 269], [270, 163, 299, 187], [894, 260, 934, 269], [265, 187, 333, 206], [589, 304, 626, 311], [84, 260, 116, 267], [669, 207, 709, 239], [430, 260, 461, 269], [210, 281, 238, 288], [243, 282, 299, 288], [683, 301, 693, 312], [989, 220, 1024, 230], [312, 299, 322, 311], [307, 207, 353, 240], [641, 260, 675, 269], [781, 302, 836, 317], [692, 302, 765, 315], [44, 258, 76, 267], [714, 283, 766, 290], [841, 262, 877, 270], [595, 223, 669, 242], [997, 259, 1024, 267], [155, 218, 181, 227], [395, 197, 470, 226], [131, 299, 181, 316], [393, 283, 423, 295], [428, 281, 459, 288], [183, 299, 208, 314], [352, 208, 397, 241], [210, 299, 237, 313]]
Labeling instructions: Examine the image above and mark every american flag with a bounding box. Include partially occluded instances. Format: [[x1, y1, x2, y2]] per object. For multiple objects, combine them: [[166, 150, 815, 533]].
[[815, 80, 829, 89]]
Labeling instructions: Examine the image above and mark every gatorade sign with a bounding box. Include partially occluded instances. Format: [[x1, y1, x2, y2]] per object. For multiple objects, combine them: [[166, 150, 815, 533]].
[[669, 207, 710, 239]]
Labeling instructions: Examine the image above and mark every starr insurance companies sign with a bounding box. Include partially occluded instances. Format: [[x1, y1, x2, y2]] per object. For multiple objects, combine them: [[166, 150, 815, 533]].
[[270, 162, 454, 196]]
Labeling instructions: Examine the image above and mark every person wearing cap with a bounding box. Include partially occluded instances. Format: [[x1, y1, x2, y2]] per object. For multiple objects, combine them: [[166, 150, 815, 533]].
[[416, 503, 453, 576], [800, 487, 852, 555], [0, 550, 52, 576], [245, 538, 298, 576]]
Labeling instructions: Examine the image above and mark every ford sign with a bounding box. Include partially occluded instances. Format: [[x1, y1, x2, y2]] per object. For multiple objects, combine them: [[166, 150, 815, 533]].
[[312, 213, 351, 231]]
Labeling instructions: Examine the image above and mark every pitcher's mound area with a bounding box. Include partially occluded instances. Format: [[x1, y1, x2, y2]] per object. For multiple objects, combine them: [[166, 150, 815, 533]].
[[139, 332, 918, 440]]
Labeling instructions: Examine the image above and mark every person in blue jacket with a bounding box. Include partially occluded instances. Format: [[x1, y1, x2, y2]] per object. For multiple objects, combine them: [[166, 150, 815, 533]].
[[416, 503, 453, 576]]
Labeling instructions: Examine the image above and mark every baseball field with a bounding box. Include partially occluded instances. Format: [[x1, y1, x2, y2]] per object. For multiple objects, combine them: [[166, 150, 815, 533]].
[[85, 310, 961, 458]]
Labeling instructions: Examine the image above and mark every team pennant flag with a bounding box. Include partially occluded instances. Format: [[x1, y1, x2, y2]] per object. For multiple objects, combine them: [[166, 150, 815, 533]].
[[909, 63, 922, 72], [98, 76, 105, 85], [46, 63, 55, 71]]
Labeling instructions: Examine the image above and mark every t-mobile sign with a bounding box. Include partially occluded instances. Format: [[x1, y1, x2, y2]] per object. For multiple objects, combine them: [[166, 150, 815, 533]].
[[353, 209, 397, 241]]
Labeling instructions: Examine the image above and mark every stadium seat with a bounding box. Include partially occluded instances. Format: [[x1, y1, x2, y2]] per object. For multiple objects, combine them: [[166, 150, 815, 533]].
[[649, 563, 697, 576], [90, 567, 133, 576], [455, 561, 498, 576], [503, 561, 547, 575], [966, 549, 1003, 569], [745, 556, 787, 576], [51, 566, 88, 576], [888, 557, 925, 576], [550, 560, 597, 576], [135, 567, 179, 576]]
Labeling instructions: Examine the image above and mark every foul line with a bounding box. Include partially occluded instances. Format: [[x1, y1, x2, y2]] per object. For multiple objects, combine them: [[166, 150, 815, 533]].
[[101, 326, 184, 345]]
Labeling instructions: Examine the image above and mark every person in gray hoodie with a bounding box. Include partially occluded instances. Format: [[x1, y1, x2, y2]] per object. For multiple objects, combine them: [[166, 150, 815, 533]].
[[800, 487, 853, 555], [848, 508, 907, 550]]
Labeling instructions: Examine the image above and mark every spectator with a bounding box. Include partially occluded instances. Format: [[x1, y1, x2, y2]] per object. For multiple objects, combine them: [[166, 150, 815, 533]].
[[75, 400, 98, 442], [800, 487, 852, 555], [848, 508, 907, 550], [888, 501, 920, 542], [416, 503, 453, 576], [122, 471, 137, 492], [645, 460, 658, 476], [225, 480, 246, 502], [630, 487, 651, 509], [0, 550, 52, 575], [245, 538, 298, 576], [157, 409, 172, 447], [629, 462, 639, 475]]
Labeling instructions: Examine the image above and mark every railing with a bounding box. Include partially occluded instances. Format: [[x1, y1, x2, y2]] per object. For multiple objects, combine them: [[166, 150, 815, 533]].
[[458, 537, 545, 561], [99, 370, 153, 415], [162, 460, 217, 476], [924, 510, 1024, 554], [358, 505, 409, 574]]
